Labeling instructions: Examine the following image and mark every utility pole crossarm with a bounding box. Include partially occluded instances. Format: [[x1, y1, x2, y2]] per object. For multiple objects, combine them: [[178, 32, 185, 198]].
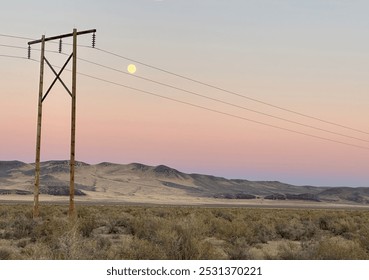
[[28, 29, 96, 45]]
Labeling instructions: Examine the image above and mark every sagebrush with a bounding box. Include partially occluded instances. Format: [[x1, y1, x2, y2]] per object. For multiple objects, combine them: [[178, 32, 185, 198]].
[[0, 205, 368, 260]]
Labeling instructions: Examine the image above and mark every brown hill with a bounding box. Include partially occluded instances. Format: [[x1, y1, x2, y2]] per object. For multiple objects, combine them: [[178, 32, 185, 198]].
[[0, 160, 368, 205]]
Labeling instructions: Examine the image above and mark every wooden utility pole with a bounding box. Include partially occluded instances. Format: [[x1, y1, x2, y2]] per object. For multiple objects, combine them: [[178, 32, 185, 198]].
[[69, 29, 77, 218], [28, 28, 96, 219], [33, 36, 45, 219]]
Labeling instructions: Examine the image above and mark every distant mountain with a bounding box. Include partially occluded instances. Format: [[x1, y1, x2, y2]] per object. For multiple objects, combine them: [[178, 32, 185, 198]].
[[0, 160, 369, 205]]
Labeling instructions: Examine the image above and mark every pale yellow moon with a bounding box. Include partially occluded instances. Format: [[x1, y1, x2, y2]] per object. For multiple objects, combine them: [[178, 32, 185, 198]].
[[127, 64, 137, 74]]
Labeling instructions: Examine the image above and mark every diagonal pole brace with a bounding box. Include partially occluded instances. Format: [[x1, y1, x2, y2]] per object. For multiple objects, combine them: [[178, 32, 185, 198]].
[[42, 54, 73, 102]]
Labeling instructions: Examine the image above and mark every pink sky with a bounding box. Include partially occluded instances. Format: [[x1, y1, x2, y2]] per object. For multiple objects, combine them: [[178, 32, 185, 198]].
[[1, 1, 369, 186]]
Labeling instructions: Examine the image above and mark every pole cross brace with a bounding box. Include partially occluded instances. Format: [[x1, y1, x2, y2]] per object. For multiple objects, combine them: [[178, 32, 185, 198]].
[[42, 54, 73, 102]]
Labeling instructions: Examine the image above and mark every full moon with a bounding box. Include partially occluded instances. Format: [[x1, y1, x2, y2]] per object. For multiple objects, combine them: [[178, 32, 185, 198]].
[[127, 64, 137, 74]]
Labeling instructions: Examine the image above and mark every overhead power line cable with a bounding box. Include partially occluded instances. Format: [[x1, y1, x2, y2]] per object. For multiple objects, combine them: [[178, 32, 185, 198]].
[[93, 47, 369, 136], [0, 34, 34, 40], [0, 43, 79, 57], [2, 53, 369, 151], [2, 34, 368, 135], [0, 43, 27, 50], [4, 43, 358, 142], [2, 42, 369, 144], [0, 54, 35, 60], [76, 72, 369, 151], [77, 56, 369, 144]]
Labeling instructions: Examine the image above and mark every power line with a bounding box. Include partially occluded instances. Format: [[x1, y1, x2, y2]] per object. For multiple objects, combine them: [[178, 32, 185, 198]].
[[1, 33, 368, 136], [2, 43, 369, 150], [0, 54, 36, 61], [2, 45, 369, 148], [76, 71, 369, 151], [2, 35, 368, 136], [94, 47, 369, 136], [2, 52, 369, 150], [0, 34, 34, 40], [77, 56, 369, 144], [0, 43, 27, 50], [3, 43, 367, 144], [0, 43, 78, 57]]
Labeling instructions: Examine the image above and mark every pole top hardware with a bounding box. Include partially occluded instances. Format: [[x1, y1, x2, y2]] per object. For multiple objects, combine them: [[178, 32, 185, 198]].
[[28, 29, 96, 45]]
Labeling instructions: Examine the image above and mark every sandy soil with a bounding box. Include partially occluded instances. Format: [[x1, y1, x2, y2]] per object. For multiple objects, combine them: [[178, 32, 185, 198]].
[[1, 194, 369, 210]]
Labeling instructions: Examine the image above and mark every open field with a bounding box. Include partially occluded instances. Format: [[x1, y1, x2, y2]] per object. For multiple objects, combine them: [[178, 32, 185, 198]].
[[1, 194, 369, 210], [1, 204, 369, 260], [2, 160, 369, 260]]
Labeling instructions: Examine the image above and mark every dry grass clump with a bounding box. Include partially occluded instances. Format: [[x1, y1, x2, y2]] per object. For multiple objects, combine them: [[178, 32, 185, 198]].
[[312, 236, 367, 260], [0, 204, 368, 260]]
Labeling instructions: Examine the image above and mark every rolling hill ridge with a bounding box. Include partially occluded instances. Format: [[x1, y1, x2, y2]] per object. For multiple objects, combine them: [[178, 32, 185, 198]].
[[0, 160, 368, 205]]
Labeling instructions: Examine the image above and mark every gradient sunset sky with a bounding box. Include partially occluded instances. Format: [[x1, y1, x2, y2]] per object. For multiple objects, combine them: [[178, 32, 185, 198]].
[[1, 0, 369, 186]]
